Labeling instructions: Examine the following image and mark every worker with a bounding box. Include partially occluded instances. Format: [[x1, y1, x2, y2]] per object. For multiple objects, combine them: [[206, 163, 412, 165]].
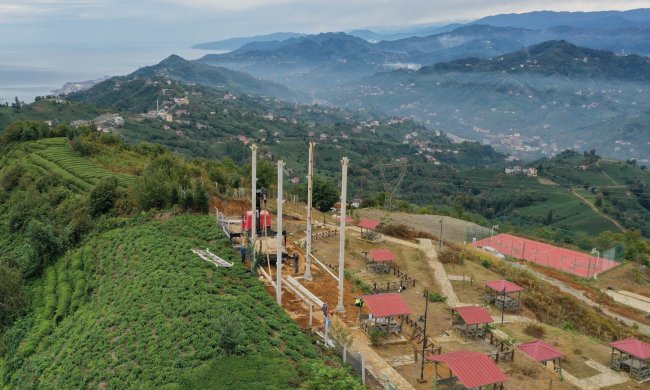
[[293, 254, 300, 273], [322, 303, 329, 318], [354, 298, 364, 308], [240, 246, 246, 262]]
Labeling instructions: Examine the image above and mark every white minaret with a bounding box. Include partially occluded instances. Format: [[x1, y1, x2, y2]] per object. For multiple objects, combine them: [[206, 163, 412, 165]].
[[304, 142, 315, 280], [276, 160, 284, 305], [251, 144, 258, 263], [336, 157, 349, 312]]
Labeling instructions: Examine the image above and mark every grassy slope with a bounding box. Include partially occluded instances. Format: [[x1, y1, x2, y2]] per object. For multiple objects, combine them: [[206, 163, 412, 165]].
[[1, 215, 334, 389], [0, 138, 134, 192]]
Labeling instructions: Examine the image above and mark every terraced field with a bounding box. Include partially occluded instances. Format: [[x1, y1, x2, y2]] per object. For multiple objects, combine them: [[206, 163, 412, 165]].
[[2, 138, 134, 192]]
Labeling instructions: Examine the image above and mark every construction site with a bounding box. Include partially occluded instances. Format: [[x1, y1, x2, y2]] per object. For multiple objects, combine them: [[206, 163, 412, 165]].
[[207, 142, 650, 390]]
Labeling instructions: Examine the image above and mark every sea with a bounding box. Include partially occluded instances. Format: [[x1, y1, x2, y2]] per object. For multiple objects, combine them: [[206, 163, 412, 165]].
[[0, 43, 218, 104]]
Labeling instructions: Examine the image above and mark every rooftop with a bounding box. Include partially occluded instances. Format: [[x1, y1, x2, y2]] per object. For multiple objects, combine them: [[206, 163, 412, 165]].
[[368, 249, 396, 262], [358, 218, 381, 230], [361, 293, 411, 318], [610, 338, 650, 360], [453, 306, 494, 325], [518, 339, 564, 362], [428, 350, 509, 388], [486, 280, 524, 293]]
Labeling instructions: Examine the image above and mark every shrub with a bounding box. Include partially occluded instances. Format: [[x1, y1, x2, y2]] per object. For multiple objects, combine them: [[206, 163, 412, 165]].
[[369, 328, 383, 346], [429, 292, 447, 302], [439, 248, 463, 264], [523, 324, 545, 339], [481, 259, 492, 269]]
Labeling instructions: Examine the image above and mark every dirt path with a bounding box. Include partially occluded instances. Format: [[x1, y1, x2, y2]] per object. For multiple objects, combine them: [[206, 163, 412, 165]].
[[562, 359, 628, 390], [596, 160, 619, 186], [570, 189, 625, 232], [606, 290, 650, 313]]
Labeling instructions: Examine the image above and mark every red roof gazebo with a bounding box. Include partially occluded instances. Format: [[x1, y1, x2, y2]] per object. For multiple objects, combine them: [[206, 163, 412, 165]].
[[365, 249, 396, 273], [451, 306, 493, 338], [360, 293, 411, 337], [358, 218, 381, 240], [610, 338, 650, 380], [427, 350, 508, 389], [485, 280, 524, 311], [518, 339, 564, 374]]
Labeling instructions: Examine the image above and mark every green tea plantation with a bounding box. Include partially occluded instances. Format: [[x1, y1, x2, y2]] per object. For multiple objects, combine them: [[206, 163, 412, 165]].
[[1, 215, 361, 389]]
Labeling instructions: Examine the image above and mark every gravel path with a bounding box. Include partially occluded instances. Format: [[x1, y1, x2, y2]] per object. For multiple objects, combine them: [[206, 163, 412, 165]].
[[416, 238, 462, 308]]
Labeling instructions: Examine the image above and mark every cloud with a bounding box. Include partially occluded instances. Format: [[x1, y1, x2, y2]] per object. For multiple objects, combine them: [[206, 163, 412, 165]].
[[0, 0, 648, 44]]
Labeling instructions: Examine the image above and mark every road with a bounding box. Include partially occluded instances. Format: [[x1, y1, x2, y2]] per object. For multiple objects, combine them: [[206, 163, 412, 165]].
[[570, 189, 625, 232]]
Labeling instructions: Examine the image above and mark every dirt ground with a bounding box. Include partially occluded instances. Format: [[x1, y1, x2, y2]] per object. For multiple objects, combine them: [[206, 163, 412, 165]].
[[228, 202, 647, 389], [358, 209, 479, 244]]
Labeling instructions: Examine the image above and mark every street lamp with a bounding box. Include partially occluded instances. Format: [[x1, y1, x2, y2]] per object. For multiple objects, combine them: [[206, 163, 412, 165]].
[[490, 225, 499, 243], [438, 219, 443, 248], [590, 248, 600, 279]]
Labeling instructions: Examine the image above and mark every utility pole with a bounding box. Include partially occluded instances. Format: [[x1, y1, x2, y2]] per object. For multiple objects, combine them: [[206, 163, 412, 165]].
[[251, 144, 257, 264], [336, 157, 349, 313], [304, 142, 315, 280], [419, 289, 430, 383], [276, 160, 284, 305]]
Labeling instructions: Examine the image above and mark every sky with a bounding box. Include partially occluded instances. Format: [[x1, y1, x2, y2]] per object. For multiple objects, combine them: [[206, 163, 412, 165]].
[[1, 0, 649, 47]]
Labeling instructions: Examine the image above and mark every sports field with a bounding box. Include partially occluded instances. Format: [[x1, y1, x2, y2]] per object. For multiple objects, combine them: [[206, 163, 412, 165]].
[[474, 233, 620, 278]]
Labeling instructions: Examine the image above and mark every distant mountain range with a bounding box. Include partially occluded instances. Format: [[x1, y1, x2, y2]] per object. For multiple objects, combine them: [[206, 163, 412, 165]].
[[424, 40, 650, 81], [193, 8, 650, 53], [192, 32, 306, 51], [195, 19, 650, 93], [473, 8, 650, 30], [185, 9, 650, 161], [327, 40, 650, 161]]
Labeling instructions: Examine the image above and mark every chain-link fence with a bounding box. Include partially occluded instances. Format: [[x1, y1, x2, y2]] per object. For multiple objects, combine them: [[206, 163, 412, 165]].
[[323, 334, 383, 389]]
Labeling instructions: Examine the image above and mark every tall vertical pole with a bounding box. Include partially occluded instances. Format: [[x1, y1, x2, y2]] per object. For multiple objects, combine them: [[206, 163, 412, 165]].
[[251, 144, 257, 264], [304, 142, 315, 280], [336, 157, 349, 312], [276, 160, 284, 305], [419, 289, 429, 383]]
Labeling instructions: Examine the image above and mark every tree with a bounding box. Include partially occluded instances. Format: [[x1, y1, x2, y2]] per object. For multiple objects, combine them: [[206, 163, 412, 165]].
[[193, 184, 210, 213], [544, 209, 553, 225], [245, 159, 276, 190], [0, 262, 26, 331], [89, 177, 119, 217], [595, 193, 604, 208], [292, 175, 339, 212], [25, 219, 62, 276]]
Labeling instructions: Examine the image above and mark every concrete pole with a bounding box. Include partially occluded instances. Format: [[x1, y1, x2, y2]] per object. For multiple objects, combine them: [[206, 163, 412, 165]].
[[304, 142, 315, 280], [251, 144, 257, 263], [276, 160, 284, 305], [336, 157, 349, 313]]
